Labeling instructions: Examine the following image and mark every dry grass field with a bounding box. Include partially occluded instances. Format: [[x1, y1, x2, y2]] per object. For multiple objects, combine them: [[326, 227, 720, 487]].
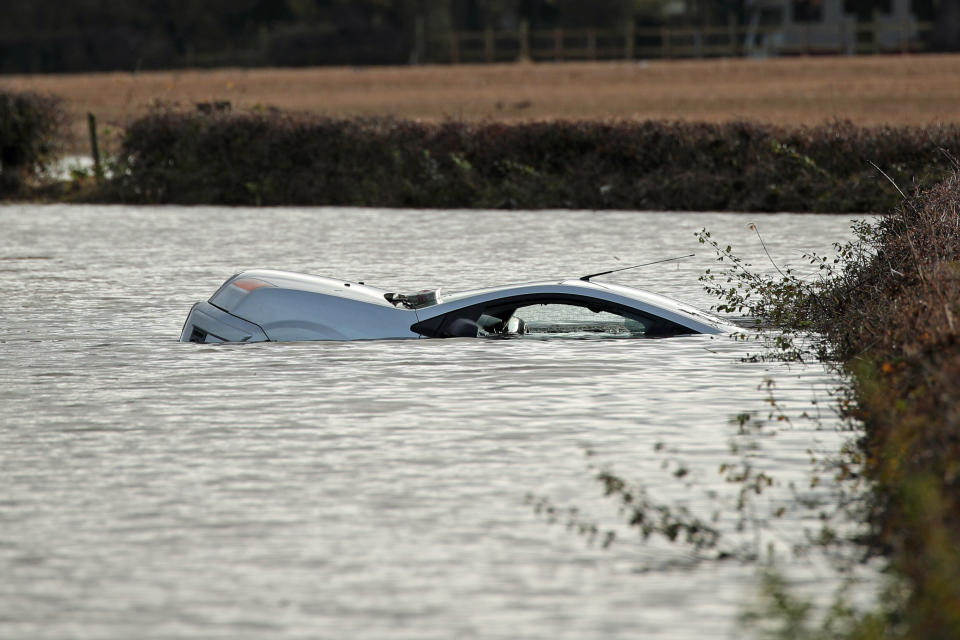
[[3, 53, 960, 153]]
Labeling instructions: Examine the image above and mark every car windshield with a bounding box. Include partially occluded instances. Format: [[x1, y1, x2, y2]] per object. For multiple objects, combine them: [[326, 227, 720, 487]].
[[490, 303, 647, 338]]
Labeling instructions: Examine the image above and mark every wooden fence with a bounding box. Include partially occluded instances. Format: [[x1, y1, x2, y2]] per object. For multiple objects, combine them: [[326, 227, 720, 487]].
[[422, 21, 935, 64]]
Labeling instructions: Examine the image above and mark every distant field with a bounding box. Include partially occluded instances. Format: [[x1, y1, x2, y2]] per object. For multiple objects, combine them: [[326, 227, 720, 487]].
[[3, 54, 960, 153]]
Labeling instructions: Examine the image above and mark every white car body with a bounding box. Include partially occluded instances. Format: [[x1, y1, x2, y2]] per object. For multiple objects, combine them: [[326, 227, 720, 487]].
[[179, 269, 737, 343]]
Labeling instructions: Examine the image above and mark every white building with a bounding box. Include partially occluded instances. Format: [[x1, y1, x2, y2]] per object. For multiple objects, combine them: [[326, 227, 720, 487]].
[[744, 0, 919, 56]]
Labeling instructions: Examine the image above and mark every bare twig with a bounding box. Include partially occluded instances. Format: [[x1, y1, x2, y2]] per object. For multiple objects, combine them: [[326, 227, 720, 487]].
[[938, 147, 960, 171], [748, 223, 787, 278], [868, 160, 907, 200]]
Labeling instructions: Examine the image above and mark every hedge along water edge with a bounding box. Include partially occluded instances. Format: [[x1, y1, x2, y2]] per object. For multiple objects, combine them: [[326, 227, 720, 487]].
[[0, 91, 64, 197], [101, 111, 960, 212], [697, 171, 960, 638]]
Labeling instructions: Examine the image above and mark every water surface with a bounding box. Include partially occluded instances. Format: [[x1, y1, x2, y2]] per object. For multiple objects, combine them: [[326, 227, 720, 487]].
[[0, 205, 868, 639]]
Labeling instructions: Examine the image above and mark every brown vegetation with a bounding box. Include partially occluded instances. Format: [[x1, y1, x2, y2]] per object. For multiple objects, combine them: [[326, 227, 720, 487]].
[[700, 172, 960, 637], [833, 176, 960, 637], [3, 54, 960, 153]]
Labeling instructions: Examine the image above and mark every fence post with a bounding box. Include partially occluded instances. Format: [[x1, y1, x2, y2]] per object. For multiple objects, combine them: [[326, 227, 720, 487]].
[[485, 27, 495, 62], [450, 31, 460, 64], [554, 28, 563, 61], [587, 29, 596, 60], [519, 19, 530, 61], [661, 27, 670, 59], [728, 13, 737, 56], [624, 21, 635, 60], [87, 113, 102, 180], [412, 15, 425, 64]]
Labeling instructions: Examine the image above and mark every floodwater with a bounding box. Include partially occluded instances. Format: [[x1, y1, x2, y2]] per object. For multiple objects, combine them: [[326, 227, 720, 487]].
[[0, 205, 871, 639]]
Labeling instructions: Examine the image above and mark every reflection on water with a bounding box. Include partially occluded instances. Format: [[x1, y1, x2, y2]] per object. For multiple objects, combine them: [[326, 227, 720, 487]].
[[0, 205, 872, 639]]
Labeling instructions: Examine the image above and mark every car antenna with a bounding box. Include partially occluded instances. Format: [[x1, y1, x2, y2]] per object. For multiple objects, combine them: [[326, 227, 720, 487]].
[[580, 254, 695, 282]]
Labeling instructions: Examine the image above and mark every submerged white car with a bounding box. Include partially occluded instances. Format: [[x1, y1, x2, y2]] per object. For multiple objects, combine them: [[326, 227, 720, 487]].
[[179, 269, 737, 343]]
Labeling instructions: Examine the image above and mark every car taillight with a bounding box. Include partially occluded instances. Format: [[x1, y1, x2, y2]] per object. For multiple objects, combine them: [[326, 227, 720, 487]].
[[231, 278, 272, 292]]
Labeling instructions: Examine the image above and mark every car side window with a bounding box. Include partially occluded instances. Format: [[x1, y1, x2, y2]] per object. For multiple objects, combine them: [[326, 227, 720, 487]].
[[411, 294, 694, 338]]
